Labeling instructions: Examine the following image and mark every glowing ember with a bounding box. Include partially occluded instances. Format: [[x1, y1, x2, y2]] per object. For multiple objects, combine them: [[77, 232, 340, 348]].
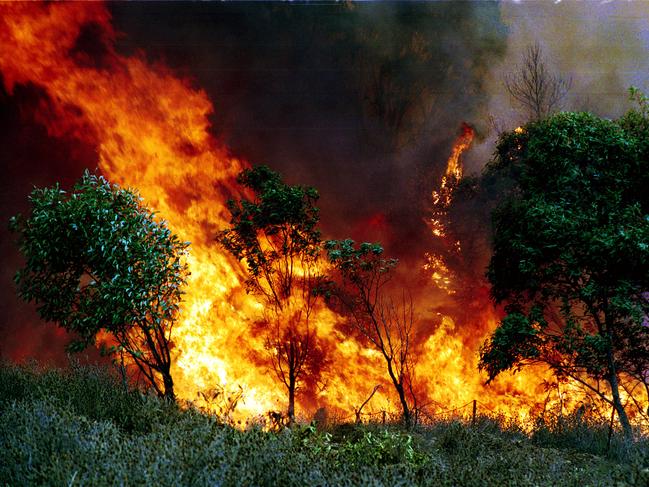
[[423, 253, 454, 294]]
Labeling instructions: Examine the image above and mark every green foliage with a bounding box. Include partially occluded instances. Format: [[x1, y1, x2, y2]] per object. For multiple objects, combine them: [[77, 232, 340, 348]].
[[2, 364, 646, 486], [218, 166, 326, 421], [619, 87, 649, 189], [322, 239, 398, 306], [219, 165, 321, 302], [627, 86, 649, 119], [325, 240, 398, 280], [480, 111, 649, 371], [479, 312, 542, 382], [322, 239, 397, 312], [479, 110, 649, 437], [9, 171, 189, 398], [336, 429, 424, 468]]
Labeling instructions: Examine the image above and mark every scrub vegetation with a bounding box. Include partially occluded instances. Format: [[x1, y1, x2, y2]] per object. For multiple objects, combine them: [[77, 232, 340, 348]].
[[1, 363, 647, 486]]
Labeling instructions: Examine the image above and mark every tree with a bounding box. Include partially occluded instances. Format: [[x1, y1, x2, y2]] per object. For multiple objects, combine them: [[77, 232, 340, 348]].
[[479, 111, 649, 439], [324, 240, 418, 426], [10, 171, 188, 400], [505, 42, 572, 122], [219, 166, 327, 422]]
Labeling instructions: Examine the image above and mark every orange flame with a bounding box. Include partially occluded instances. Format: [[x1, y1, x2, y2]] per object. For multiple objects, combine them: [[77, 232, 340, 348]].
[[430, 123, 474, 240], [432, 123, 474, 205], [421, 123, 551, 421], [1, 3, 619, 425]]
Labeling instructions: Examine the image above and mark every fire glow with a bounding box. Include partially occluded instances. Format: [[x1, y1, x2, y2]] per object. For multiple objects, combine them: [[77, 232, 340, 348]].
[[1, 2, 583, 423]]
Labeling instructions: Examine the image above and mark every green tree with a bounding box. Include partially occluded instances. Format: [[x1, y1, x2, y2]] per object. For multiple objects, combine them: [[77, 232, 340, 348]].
[[219, 166, 327, 422], [324, 240, 418, 426], [10, 171, 188, 400], [479, 111, 649, 438]]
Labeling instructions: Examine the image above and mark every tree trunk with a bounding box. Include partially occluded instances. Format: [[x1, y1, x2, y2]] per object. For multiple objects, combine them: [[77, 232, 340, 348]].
[[606, 348, 632, 440], [395, 383, 412, 427], [384, 358, 412, 427], [288, 377, 296, 423], [162, 369, 175, 402]]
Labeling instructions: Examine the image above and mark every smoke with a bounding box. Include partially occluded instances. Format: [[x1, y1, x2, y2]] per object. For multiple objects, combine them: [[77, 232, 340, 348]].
[[107, 2, 508, 265], [468, 1, 649, 174], [0, 81, 101, 364]]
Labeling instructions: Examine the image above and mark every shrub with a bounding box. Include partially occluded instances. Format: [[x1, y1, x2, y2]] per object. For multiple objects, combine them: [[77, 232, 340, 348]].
[[0, 363, 645, 486]]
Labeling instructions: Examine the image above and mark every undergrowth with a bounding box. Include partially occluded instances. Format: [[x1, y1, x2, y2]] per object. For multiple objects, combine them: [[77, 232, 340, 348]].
[[1, 363, 647, 486]]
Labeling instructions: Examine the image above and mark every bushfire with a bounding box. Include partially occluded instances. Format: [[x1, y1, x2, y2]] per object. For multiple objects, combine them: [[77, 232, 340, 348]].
[[0, 2, 640, 426]]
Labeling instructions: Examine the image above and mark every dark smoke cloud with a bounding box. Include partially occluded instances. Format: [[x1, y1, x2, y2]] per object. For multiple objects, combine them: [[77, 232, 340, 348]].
[[108, 2, 508, 266], [2, 2, 508, 363]]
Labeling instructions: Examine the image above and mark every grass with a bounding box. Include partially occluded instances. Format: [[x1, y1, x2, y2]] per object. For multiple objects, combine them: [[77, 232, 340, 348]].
[[1, 362, 648, 486]]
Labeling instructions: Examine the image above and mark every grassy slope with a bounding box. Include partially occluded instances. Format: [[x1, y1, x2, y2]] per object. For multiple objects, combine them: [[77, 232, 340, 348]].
[[1, 364, 647, 486]]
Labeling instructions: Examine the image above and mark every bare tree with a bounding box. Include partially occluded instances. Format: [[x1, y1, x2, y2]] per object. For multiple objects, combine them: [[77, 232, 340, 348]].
[[505, 42, 572, 121], [375, 294, 419, 425], [324, 240, 419, 426]]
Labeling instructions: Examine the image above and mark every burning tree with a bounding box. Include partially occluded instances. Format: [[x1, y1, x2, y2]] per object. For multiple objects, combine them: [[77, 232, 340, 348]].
[[324, 240, 418, 426], [10, 171, 189, 400], [219, 166, 328, 422], [479, 111, 649, 439]]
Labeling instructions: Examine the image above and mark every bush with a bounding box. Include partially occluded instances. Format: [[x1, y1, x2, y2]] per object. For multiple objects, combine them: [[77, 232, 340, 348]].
[[530, 410, 649, 469], [0, 361, 180, 433], [0, 363, 646, 486]]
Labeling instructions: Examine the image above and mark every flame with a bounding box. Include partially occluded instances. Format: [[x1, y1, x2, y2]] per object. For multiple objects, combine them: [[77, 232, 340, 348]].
[[430, 122, 474, 238], [431, 123, 473, 204], [0, 2, 276, 416], [426, 122, 474, 293], [422, 254, 454, 294], [0, 2, 402, 419], [2, 3, 640, 425], [421, 123, 575, 422]]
